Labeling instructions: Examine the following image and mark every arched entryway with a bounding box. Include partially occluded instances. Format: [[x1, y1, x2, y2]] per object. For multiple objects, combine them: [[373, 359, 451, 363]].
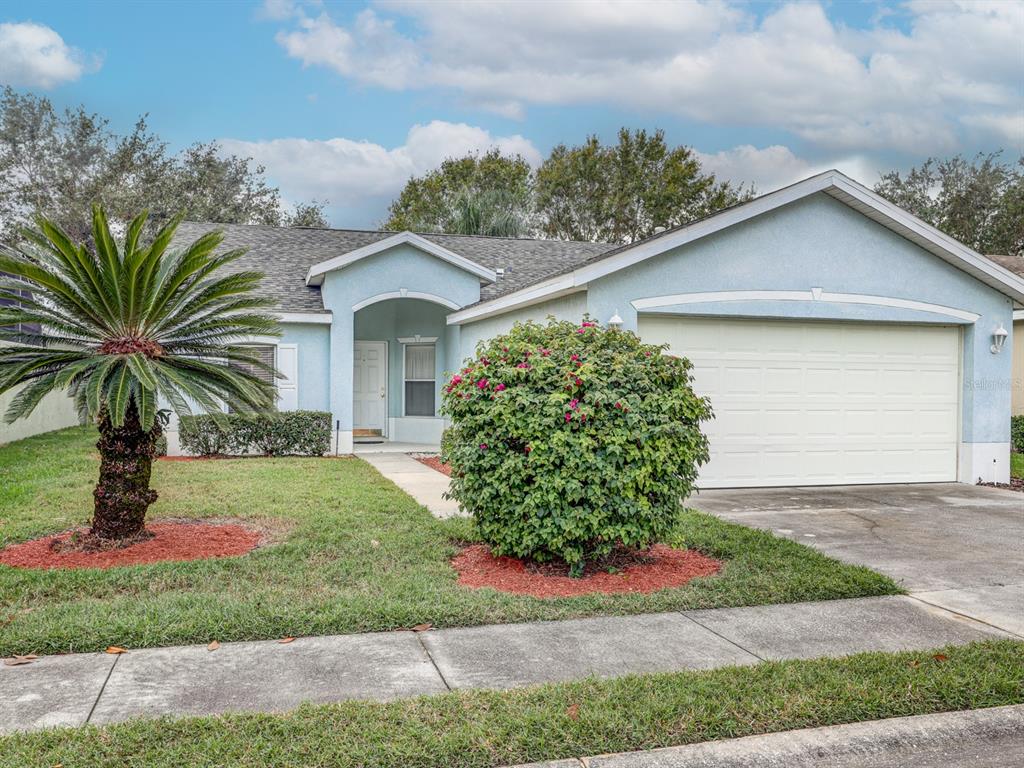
[[351, 296, 460, 450]]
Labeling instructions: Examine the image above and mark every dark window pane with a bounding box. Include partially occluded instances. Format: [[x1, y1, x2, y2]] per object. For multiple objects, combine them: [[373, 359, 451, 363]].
[[230, 345, 276, 385], [405, 381, 435, 417]]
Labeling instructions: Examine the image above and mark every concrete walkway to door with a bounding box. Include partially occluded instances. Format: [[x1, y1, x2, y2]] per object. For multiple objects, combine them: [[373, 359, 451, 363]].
[[692, 483, 1024, 637], [359, 452, 465, 519]]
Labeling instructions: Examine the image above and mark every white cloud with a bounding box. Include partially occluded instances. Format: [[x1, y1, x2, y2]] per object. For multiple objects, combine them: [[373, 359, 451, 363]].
[[0, 21, 94, 89], [696, 144, 883, 193], [218, 120, 540, 223], [270, 0, 1024, 155]]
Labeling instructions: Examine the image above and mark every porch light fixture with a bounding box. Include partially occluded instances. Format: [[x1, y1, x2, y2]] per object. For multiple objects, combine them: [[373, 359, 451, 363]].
[[991, 323, 1008, 354], [608, 311, 623, 329]]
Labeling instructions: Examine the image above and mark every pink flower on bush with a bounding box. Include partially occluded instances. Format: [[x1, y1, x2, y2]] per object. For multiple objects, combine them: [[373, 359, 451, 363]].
[[449, 374, 462, 386], [614, 401, 622, 409], [479, 443, 488, 450], [565, 412, 572, 422], [568, 398, 579, 410], [476, 378, 489, 389], [540, 348, 551, 357], [495, 383, 506, 392], [570, 354, 580, 362], [581, 321, 596, 328], [575, 378, 583, 387], [517, 362, 530, 369]]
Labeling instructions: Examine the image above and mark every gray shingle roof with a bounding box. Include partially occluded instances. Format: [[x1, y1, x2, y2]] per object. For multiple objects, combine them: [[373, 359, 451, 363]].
[[173, 221, 615, 314], [984, 254, 1024, 279]]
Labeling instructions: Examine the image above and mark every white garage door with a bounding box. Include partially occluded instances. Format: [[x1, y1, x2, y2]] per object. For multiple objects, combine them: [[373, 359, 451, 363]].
[[639, 316, 960, 488]]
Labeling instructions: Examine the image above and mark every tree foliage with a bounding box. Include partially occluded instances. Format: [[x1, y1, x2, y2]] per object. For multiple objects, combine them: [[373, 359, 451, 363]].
[[0, 88, 321, 243], [383, 149, 533, 234], [384, 130, 750, 244], [875, 152, 1024, 256], [535, 128, 751, 243], [441, 318, 712, 573], [285, 200, 330, 228]]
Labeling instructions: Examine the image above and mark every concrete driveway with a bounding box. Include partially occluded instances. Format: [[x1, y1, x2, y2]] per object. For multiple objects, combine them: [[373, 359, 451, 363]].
[[692, 483, 1024, 637]]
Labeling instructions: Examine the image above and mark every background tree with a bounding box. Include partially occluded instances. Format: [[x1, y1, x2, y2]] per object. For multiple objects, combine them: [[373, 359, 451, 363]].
[[448, 187, 530, 237], [534, 128, 751, 243], [0, 208, 279, 541], [0, 88, 323, 243], [285, 200, 330, 228], [875, 152, 1024, 256], [383, 149, 533, 233]]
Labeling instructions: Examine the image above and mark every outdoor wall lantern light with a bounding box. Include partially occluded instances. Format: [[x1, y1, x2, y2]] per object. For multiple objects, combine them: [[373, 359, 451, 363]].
[[991, 323, 1008, 354], [608, 311, 623, 329]]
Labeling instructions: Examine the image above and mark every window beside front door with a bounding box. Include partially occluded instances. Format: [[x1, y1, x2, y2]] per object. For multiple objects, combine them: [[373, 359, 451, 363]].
[[404, 343, 435, 417], [229, 344, 276, 412]]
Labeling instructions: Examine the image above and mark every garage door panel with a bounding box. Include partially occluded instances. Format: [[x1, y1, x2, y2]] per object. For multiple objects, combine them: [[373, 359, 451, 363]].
[[640, 316, 960, 488]]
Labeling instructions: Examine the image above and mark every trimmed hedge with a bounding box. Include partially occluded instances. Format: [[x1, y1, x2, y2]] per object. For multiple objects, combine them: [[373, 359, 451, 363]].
[[441, 317, 712, 573], [1012, 414, 1024, 454], [179, 411, 332, 457]]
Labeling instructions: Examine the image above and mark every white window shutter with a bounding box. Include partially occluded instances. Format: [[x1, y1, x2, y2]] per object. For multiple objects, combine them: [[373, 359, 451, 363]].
[[277, 344, 299, 411]]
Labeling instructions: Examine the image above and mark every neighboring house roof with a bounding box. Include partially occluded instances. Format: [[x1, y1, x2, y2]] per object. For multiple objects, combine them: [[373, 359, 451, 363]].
[[173, 221, 615, 315], [985, 253, 1024, 279], [448, 170, 1024, 325]]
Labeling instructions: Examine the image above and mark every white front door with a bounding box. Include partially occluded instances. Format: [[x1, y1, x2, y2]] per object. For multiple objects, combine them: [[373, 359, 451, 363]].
[[639, 316, 960, 488], [354, 341, 388, 434]]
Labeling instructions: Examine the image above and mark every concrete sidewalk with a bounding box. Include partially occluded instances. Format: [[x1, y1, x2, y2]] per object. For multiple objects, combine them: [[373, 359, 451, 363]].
[[0, 595, 1007, 734], [511, 705, 1024, 768], [359, 452, 465, 519]]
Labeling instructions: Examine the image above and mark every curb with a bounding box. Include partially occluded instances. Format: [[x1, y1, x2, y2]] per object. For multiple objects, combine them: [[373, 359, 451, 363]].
[[510, 705, 1024, 767]]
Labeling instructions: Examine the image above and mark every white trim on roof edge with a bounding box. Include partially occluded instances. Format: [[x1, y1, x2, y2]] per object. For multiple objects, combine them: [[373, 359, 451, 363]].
[[447, 170, 1024, 326], [632, 289, 980, 322], [277, 312, 332, 324], [352, 291, 462, 312], [306, 231, 496, 286], [446, 276, 581, 325], [1014, 310, 1024, 321]]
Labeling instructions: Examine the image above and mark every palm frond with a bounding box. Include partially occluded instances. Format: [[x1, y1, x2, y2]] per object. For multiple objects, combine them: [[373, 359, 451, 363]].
[[0, 207, 280, 429]]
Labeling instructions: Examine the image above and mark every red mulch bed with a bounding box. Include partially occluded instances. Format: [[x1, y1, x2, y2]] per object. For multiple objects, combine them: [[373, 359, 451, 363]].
[[0, 522, 262, 570], [452, 544, 721, 598], [415, 455, 452, 476]]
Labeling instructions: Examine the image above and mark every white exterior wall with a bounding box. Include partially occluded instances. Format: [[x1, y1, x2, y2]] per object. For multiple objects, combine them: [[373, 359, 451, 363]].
[[0, 386, 79, 445]]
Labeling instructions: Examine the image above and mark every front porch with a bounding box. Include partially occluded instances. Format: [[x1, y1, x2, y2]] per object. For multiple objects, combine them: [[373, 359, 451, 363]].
[[352, 438, 441, 454], [347, 297, 459, 450]]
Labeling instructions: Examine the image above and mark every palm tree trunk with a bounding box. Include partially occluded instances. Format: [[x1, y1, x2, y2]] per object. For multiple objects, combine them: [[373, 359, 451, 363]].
[[91, 404, 161, 540]]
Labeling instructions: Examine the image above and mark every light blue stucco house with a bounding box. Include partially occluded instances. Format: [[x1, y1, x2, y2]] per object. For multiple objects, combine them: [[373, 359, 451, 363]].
[[170, 171, 1024, 487]]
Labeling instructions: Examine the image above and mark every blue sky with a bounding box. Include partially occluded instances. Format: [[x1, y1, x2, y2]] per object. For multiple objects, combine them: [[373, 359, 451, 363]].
[[2, 0, 1022, 227]]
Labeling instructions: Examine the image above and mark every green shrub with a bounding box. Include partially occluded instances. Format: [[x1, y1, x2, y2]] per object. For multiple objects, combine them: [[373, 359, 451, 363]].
[[154, 434, 168, 457], [178, 411, 332, 456], [1012, 414, 1024, 454], [441, 317, 713, 573]]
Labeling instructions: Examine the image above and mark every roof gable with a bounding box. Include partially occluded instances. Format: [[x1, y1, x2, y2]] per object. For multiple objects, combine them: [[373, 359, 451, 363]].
[[448, 170, 1024, 325], [305, 232, 496, 286]]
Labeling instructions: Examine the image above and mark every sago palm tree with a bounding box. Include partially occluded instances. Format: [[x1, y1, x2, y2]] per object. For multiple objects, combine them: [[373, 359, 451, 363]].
[[0, 206, 280, 541]]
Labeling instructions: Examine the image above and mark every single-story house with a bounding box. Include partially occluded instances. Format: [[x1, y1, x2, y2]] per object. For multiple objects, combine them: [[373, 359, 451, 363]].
[[170, 170, 1024, 486]]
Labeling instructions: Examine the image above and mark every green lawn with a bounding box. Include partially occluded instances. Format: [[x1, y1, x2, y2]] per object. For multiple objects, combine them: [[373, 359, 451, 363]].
[[2, 639, 1021, 768], [1011, 452, 1023, 479], [1, 426, 898, 657]]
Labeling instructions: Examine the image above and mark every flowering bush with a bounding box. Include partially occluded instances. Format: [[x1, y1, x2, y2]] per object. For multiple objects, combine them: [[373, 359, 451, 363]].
[[441, 317, 712, 573]]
